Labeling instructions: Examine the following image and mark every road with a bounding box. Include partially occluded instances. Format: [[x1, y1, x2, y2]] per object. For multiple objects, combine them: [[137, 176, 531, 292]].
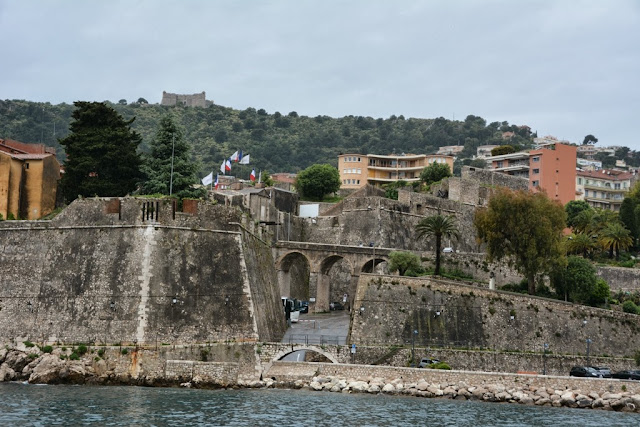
[[281, 310, 350, 346]]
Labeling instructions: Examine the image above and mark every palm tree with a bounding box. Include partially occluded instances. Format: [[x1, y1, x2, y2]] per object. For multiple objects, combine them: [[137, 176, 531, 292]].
[[416, 214, 460, 276], [565, 233, 597, 259], [599, 222, 632, 260]]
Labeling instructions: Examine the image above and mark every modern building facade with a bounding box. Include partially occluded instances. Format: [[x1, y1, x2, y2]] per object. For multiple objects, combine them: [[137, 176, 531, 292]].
[[576, 169, 634, 211], [485, 143, 577, 205], [0, 138, 60, 219], [338, 153, 454, 189]]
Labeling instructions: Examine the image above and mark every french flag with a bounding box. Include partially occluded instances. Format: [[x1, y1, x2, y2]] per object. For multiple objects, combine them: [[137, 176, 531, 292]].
[[225, 159, 232, 172], [250, 169, 256, 182], [214, 174, 219, 189]]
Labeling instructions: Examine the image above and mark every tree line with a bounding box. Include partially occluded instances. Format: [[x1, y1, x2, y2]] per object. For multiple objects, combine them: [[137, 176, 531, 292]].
[[0, 99, 539, 176]]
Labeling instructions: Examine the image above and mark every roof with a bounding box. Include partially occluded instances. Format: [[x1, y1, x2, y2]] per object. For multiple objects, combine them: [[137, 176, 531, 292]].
[[13, 153, 52, 160], [577, 169, 634, 181]]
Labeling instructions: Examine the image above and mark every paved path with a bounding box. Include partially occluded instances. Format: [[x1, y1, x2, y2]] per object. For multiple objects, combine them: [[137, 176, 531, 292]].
[[281, 310, 350, 345]]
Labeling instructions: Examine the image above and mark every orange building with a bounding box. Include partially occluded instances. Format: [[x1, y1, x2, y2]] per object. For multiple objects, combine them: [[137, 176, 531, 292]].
[[0, 138, 60, 219], [486, 143, 577, 205], [338, 153, 454, 189]]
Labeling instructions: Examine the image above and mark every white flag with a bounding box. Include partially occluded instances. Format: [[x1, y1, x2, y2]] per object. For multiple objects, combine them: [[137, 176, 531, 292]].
[[220, 160, 226, 174], [239, 154, 250, 164], [258, 170, 262, 183], [201, 172, 213, 186], [230, 151, 239, 162]]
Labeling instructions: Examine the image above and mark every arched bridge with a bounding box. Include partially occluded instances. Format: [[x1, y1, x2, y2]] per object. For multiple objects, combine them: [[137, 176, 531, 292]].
[[274, 241, 392, 312]]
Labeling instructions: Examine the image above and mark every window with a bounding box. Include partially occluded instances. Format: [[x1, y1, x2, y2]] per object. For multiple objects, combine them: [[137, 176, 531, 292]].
[[357, 169, 361, 174], [532, 157, 540, 162], [343, 169, 347, 174], [532, 180, 539, 187], [357, 157, 361, 162], [496, 161, 503, 168], [25, 163, 30, 169], [533, 169, 539, 174], [578, 178, 582, 185], [357, 180, 360, 184], [585, 190, 589, 196], [342, 180, 346, 184], [614, 183, 621, 189]]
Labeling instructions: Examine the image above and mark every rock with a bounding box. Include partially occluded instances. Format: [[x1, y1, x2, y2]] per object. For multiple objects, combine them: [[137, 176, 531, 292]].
[[0, 348, 7, 364], [350, 381, 369, 392], [416, 381, 429, 391], [330, 385, 341, 393], [28, 354, 65, 384], [610, 398, 629, 411], [382, 384, 395, 393], [310, 381, 323, 391], [520, 396, 534, 405], [560, 391, 576, 406], [535, 398, 551, 406], [427, 385, 440, 394], [0, 363, 16, 381], [588, 392, 600, 401], [368, 384, 380, 393], [576, 395, 592, 408], [602, 392, 622, 401], [495, 392, 511, 402], [443, 386, 457, 397], [630, 394, 640, 407], [4, 351, 30, 373], [592, 398, 604, 408], [180, 382, 192, 388]]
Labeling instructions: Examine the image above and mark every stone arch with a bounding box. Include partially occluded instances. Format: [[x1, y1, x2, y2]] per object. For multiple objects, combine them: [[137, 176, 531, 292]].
[[316, 255, 354, 312], [361, 256, 389, 274], [275, 251, 311, 300], [272, 345, 339, 364]]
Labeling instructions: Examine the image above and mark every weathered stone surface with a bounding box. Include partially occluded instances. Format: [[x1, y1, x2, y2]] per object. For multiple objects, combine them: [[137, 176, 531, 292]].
[[28, 354, 65, 384], [382, 384, 395, 393], [0, 363, 16, 381]]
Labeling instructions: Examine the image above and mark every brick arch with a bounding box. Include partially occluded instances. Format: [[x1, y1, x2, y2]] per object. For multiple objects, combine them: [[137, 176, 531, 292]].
[[271, 345, 339, 363], [319, 254, 354, 276]]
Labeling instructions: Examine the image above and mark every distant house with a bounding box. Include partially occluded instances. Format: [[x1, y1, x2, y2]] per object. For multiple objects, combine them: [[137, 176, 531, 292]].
[[485, 143, 577, 205], [0, 138, 60, 219], [576, 169, 635, 212], [338, 153, 454, 189]]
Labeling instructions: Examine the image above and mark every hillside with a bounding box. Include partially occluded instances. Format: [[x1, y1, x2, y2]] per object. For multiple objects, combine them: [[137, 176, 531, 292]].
[[0, 99, 536, 177]]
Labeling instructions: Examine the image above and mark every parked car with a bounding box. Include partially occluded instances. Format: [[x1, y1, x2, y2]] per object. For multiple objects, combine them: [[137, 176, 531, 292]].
[[442, 247, 454, 253], [589, 366, 612, 378], [329, 302, 344, 311], [298, 301, 309, 314], [569, 366, 601, 378], [612, 370, 640, 380], [418, 358, 440, 368]]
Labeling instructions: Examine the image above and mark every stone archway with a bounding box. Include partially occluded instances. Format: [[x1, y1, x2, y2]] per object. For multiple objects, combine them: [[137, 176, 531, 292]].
[[316, 255, 354, 312], [272, 345, 339, 363], [361, 257, 389, 274], [276, 251, 311, 300]]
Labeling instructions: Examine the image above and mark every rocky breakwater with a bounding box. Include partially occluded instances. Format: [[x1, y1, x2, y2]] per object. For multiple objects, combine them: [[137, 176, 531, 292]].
[[291, 375, 640, 413]]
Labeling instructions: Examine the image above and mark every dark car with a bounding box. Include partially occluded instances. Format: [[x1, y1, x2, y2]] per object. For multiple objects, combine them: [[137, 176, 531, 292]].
[[570, 366, 601, 378], [298, 301, 309, 314], [589, 366, 612, 378], [418, 358, 440, 368], [329, 302, 344, 311], [612, 370, 640, 380]]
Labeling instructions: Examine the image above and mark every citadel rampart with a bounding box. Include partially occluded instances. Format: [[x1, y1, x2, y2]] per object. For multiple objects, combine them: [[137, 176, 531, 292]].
[[349, 274, 640, 359], [0, 198, 286, 346]]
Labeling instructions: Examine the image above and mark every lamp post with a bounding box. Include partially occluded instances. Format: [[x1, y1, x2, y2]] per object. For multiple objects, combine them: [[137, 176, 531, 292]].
[[586, 338, 592, 366], [411, 329, 418, 367], [543, 343, 549, 375], [169, 133, 175, 196]]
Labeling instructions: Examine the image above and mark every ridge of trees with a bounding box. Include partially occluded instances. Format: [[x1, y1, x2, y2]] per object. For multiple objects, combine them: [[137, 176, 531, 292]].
[[0, 99, 537, 178]]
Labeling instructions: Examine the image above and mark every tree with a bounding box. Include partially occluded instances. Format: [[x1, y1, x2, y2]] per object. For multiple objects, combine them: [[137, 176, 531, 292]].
[[565, 233, 597, 258], [388, 251, 422, 276], [137, 97, 148, 104], [118, 99, 127, 105], [469, 158, 487, 169], [565, 200, 592, 230], [59, 101, 142, 201], [582, 134, 598, 145], [139, 115, 204, 199], [295, 164, 341, 201], [416, 214, 459, 276], [474, 189, 566, 295], [490, 145, 516, 156], [420, 162, 452, 185], [599, 222, 632, 260], [550, 256, 597, 304], [619, 197, 639, 246]]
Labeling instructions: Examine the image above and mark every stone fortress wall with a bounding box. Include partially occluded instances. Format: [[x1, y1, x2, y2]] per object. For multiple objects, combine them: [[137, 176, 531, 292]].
[[349, 274, 640, 359], [160, 91, 212, 107], [0, 198, 286, 347]]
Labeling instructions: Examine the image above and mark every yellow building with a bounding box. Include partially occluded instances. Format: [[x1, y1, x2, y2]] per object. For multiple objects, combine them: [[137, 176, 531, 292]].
[[0, 139, 60, 220], [338, 153, 454, 189]]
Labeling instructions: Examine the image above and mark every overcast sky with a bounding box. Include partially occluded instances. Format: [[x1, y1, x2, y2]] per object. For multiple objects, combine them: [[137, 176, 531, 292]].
[[1, 1, 639, 149]]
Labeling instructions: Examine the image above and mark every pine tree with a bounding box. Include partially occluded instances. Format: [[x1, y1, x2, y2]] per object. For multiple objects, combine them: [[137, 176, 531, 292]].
[[59, 102, 142, 201], [140, 115, 204, 199]]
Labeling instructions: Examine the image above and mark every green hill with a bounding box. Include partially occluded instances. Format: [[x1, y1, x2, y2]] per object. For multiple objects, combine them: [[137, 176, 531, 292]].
[[0, 99, 535, 177]]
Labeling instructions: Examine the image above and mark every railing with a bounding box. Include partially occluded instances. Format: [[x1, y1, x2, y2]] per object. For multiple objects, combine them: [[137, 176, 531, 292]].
[[287, 334, 348, 346]]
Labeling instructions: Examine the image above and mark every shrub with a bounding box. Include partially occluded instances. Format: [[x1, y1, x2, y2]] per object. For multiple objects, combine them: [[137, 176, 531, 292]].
[[427, 362, 452, 370], [121, 348, 128, 355], [23, 341, 35, 348], [69, 352, 80, 360], [41, 345, 53, 354], [97, 349, 105, 357], [76, 344, 88, 355], [622, 300, 639, 314], [27, 353, 38, 359]]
